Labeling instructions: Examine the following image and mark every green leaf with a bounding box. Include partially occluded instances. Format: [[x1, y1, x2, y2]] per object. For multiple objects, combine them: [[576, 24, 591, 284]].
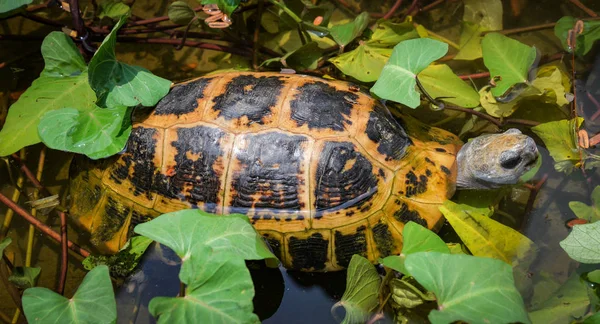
[[531, 118, 584, 174], [168, 1, 197, 25], [418, 64, 480, 108], [584, 312, 600, 324], [0, 237, 10, 255], [22, 265, 116, 323], [569, 186, 600, 222], [367, 20, 418, 48], [454, 22, 487, 61], [0, 32, 96, 156], [200, 0, 240, 16], [97, 0, 131, 20], [82, 235, 153, 277], [371, 38, 448, 108], [8, 266, 41, 289], [331, 255, 380, 324], [440, 200, 537, 265], [529, 273, 591, 323], [329, 44, 391, 82], [405, 252, 531, 324], [283, 41, 322, 70], [482, 33, 537, 97], [381, 221, 449, 276], [38, 105, 132, 159], [149, 249, 259, 324], [329, 12, 369, 47], [389, 278, 435, 309], [560, 221, 600, 263], [0, 0, 32, 14], [463, 0, 503, 30], [587, 270, 600, 284], [134, 210, 273, 323], [554, 16, 600, 56], [88, 15, 171, 108]]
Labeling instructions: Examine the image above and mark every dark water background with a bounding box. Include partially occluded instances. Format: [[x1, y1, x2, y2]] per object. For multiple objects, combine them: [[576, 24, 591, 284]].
[[1, 0, 600, 323]]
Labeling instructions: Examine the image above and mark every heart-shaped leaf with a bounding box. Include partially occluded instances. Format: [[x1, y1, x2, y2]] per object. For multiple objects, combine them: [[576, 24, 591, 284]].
[[381, 221, 449, 276], [168, 1, 197, 25], [560, 221, 600, 263], [331, 255, 380, 324], [329, 44, 391, 82], [554, 16, 600, 56], [8, 266, 41, 289], [529, 273, 592, 323], [371, 38, 448, 108], [418, 64, 480, 107], [405, 252, 531, 324], [0, 32, 95, 156], [22, 265, 116, 323], [329, 12, 369, 47], [367, 20, 418, 48], [482, 33, 537, 97], [88, 15, 171, 108]]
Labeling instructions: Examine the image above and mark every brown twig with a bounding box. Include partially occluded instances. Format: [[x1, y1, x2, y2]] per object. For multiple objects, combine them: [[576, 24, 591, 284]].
[[403, 0, 420, 18], [484, 22, 557, 36], [0, 192, 90, 258], [459, 72, 490, 80], [421, 0, 445, 12], [443, 105, 540, 128], [57, 211, 68, 295], [521, 173, 549, 231], [68, 0, 87, 39], [10, 153, 51, 197], [112, 36, 253, 57], [382, 0, 403, 20], [569, 0, 598, 17], [126, 6, 203, 27]]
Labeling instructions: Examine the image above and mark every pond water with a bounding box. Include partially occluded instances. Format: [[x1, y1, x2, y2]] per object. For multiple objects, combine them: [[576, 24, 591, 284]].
[[1, 0, 600, 323]]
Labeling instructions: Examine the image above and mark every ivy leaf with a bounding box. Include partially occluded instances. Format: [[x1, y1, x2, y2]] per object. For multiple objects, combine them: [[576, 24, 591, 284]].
[[560, 221, 600, 263], [529, 273, 592, 323], [0, 0, 32, 14], [405, 252, 531, 324], [418, 64, 480, 108], [381, 221, 449, 276], [134, 210, 274, 322], [482, 33, 537, 97], [367, 20, 418, 48], [168, 1, 197, 25], [331, 255, 380, 324], [554, 16, 600, 56], [329, 12, 369, 47], [329, 44, 391, 82], [0, 237, 11, 255], [569, 186, 600, 222], [38, 105, 132, 159], [0, 32, 96, 157], [97, 0, 131, 20], [8, 266, 41, 289], [440, 200, 537, 265], [371, 38, 448, 108], [200, 0, 240, 16], [531, 118, 583, 174], [22, 265, 116, 323], [88, 15, 171, 108]]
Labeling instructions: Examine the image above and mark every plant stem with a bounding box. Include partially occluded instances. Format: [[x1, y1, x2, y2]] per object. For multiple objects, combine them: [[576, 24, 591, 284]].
[[459, 72, 490, 80], [569, 0, 598, 17], [520, 173, 548, 231], [10, 153, 51, 197], [382, 0, 403, 20], [421, 0, 445, 12], [0, 192, 90, 258], [267, 0, 302, 23], [58, 211, 69, 295], [126, 6, 203, 27], [68, 0, 87, 39], [0, 151, 25, 239]]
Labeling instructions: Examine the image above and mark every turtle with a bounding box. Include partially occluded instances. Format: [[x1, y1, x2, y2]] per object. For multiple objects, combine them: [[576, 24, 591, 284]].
[[69, 72, 539, 271]]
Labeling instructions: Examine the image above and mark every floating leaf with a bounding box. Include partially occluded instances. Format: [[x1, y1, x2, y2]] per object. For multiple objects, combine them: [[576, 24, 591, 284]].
[[329, 12, 369, 47], [168, 1, 197, 25], [329, 44, 391, 82], [331, 255, 380, 324], [0, 0, 32, 14], [371, 38, 448, 108], [0, 32, 95, 156], [381, 221, 449, 276], [134, 210, 275, 322], [38, 105, 132, 159], [8, 266, 41, 289], [529, 273, 591, 323], [368, 20, 418, 48], [0, 237, 11, 255], [440, 200, 536, 265], [22, 265, 116, 323], [200, 0, 240, 16], [88, 15, 171, 108], [418, 64, 480, 108], [554, 16, 600, 56], [405, 252, 531, 324], [482, 33, 537, 97], [569, 186, 600, 222], [531, 118, 583, 174], [560, 221, 600, 263], [97, 0, 130, 19]]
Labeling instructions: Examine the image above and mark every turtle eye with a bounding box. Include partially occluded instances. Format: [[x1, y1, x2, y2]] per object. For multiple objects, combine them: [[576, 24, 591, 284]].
[[500, 152, 523, 169]]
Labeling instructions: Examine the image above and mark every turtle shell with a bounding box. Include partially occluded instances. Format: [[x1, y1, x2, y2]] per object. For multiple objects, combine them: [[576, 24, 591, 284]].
[[69, 72, 462, 271]]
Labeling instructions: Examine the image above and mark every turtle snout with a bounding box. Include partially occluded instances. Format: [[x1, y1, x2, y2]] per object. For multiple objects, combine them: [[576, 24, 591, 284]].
[[522, 137, 539, 167]]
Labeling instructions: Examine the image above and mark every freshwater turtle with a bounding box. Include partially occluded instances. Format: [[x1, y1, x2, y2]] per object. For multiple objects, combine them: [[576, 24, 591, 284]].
[[69, 72, 538, 271]]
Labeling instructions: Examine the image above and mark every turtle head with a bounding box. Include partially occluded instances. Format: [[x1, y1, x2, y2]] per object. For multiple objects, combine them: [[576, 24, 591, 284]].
[[456, 128, 539, 189]]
